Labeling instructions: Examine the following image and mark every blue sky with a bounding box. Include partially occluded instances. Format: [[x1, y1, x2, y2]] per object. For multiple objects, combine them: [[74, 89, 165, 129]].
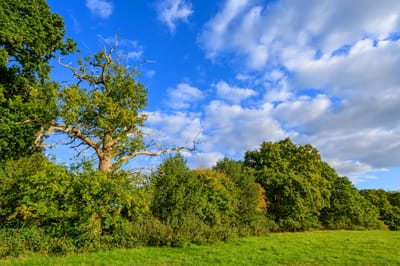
[[46, 0, 400, 191]]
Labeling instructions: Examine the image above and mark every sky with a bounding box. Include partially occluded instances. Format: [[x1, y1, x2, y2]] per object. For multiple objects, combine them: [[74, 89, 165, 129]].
[[46, 0, 400, 191]]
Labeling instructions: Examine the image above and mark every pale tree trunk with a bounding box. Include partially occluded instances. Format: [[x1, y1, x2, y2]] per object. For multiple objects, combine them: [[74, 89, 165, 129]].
[[98, 133, 114, 173], [98, 153, 113, 173]]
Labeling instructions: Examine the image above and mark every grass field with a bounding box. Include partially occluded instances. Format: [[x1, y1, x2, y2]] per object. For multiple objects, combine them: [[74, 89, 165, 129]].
[[1, 230, 399, 265]]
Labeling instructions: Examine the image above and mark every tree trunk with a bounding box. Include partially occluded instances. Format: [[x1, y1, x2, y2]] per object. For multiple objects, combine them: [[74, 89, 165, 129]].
[[99, 133, 114, 173], [98, 153, 113, 173]]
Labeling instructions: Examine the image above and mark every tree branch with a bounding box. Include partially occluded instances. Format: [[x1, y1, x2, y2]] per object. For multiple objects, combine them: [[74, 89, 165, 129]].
[[118, 142, 197, 163], [35, 121, 102, 156]]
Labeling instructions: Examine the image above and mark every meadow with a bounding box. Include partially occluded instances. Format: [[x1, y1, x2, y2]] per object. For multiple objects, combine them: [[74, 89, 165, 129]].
[[1, 230, 399, 265]]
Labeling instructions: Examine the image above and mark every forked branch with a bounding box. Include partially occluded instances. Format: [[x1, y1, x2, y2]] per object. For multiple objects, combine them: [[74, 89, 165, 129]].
[[35, 121, 102, 156]]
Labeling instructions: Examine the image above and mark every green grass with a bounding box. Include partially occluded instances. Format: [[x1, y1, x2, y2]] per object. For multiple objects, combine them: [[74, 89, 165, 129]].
[[1, 231, 399, 265]]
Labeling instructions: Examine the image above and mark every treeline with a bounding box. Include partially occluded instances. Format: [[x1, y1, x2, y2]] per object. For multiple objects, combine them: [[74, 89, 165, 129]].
[[1, 139, 400, 257]]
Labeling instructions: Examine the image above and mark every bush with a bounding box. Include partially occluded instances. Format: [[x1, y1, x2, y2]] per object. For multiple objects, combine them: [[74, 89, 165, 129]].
[[0, 154, 73, 230], [151, 154, 246, 245], [108, 217, 173, 248], [215, 158, 269, 235], [0, 155, 157, 256], [0, 227, 76, 257]]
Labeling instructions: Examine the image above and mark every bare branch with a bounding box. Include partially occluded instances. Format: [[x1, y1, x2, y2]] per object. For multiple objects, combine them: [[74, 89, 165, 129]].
[[35, 121, 102, 156], [74, 144, 92, 158], [118, 142, 198, 163], [58, 56, 112, 86]]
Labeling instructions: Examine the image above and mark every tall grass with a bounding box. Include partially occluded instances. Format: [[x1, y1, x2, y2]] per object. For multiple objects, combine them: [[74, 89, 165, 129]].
[[1, 230, 399, 265]]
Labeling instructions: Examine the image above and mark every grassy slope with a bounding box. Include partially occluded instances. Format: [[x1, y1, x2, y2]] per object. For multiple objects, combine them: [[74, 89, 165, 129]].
[[2, 231, 400, 265]]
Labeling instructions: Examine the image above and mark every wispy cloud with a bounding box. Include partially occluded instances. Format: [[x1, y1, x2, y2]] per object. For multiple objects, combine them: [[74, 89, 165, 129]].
[[101, 36, 144, 61], [157, 0, 193, 33], [86, 0, 113, 19]]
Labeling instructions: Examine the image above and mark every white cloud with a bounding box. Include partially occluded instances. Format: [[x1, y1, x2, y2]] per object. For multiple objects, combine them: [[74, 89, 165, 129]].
[[121, 40, 144, 60], [197, 0, 400, 183], [329, 159, 375, 177], [273, 95, 331, 126], [165, 83, 204, 109], [86, 0, 113, 19], [215, 80, 257, 103], [186, 152, 225, 168], [200, 0, 400, 69], [157, 0, 193, 33], [203, 100, 287, 155], [199, 0, 249, 58], [146, 111, 203, 145], [127, 50, 143, 60]]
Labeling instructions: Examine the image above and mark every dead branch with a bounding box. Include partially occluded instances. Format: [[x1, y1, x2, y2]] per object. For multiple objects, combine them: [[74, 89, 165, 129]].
[[118, 141, 198, 163], [35, 121, 102, 156]]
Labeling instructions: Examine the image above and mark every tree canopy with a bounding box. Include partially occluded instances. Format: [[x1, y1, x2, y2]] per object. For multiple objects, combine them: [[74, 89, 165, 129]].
[[244, 138, 334, 230], [0, 0, 75, 160], [35, 45, 191, 172]]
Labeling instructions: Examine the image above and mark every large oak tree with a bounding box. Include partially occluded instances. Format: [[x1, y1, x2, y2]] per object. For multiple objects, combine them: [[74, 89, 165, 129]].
[[36, 46, 191, 172]]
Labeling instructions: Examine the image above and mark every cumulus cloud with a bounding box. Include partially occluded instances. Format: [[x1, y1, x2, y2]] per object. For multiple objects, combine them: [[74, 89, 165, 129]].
[[200, 0, 400, 69], [86, 0, 113, 19], [273, 94, 331, 126], [146, 111, 203, 145], [157, 0, 193, 33], [197, 0, 400, 182], [165, 83, 204, 109], [203, 100, 287, 156], [186, 152, 225, 168], [215, 80, 257, 103]]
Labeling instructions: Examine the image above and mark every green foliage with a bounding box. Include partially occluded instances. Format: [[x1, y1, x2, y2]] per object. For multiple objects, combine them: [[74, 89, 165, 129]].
[[151, 154, 243, 246], [0, 227, 75, 257], [35, 46, 149, 172], [0, 154, 71, 228], [59, 49, 148, 144], [0, 155, 154, 253], [244, 138, 333, 231], [320, 177, 381, 230], [214, 158, 270, 235], [386, 191, 400, 208], [0, 0, 74, 78], [109, 217, 173, 248], [0, 0, 75, 160], [361, 189, 400, 230]]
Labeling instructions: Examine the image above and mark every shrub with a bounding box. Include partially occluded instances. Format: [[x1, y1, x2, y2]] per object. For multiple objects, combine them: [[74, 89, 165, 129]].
[[151, 154, 244, 245], [0, 155, 156, 255], [215, 158, 269, 235]]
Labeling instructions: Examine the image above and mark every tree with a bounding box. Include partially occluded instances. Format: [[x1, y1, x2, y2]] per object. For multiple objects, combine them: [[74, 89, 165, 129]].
[[35, 45, 191, 172], [214, 158, 268, 233], [151, 154, 240, 245], [0, 0, 75, 160], [361, 189, 400, 230], [244, 138, 333, 231], [320, 177, 380, 230]]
